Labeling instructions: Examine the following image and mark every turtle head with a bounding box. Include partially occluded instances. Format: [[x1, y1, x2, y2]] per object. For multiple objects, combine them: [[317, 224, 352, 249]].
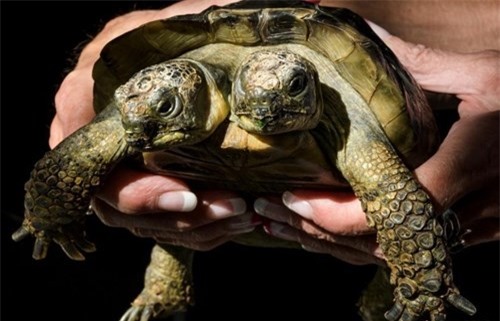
[[115, 59, 229, 150], [231, 49, 323, 135]]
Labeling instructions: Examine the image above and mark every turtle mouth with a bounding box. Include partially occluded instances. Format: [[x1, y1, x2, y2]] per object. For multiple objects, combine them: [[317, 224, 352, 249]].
[[126, 137, 153, 150], [125, 131, 153, 150], [255, 115, 280, 128], [235, 111, 290, 134]]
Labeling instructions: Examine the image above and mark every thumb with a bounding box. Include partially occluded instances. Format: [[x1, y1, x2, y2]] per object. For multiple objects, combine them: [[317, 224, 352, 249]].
[[367, 21, 500, 111]]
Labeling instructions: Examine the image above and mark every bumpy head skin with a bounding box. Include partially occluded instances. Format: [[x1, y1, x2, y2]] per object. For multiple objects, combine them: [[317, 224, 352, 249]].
[[115, 59, 229, 150], [230, 49, 323, 134]]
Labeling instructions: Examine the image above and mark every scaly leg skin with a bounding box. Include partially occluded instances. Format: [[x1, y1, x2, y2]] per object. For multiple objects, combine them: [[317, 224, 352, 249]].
[[345, 141, 476, 321], [121, 245, 195, 321], [11, 105, 130, 260]]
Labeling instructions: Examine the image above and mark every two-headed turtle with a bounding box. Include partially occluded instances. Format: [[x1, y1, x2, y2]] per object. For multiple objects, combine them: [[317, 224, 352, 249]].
[[13, 2, 475, 321]]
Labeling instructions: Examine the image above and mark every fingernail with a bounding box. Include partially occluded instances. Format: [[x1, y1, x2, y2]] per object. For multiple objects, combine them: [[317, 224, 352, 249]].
[[366, 20, 391, 39], [282, 191, 313, 220], [208, 198, 247, 219], [254, 197, 290, 217], [158, 191, 198, 212], [266, 222, 296, 241]]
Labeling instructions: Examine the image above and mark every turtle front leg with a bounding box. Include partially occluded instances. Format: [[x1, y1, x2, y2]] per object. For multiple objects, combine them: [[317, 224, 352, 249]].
[[342, 141, 476, 321], [12, 104, 130, 260], [121, 245, 195, 321]]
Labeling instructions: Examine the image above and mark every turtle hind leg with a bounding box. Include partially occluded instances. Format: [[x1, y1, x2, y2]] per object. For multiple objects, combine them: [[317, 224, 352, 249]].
[[121, 245, 195, 321]]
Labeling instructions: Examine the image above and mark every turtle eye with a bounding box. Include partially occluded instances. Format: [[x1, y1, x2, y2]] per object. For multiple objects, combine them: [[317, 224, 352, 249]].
[[288, 72, 308, 97], [157, 95, 182, 118]]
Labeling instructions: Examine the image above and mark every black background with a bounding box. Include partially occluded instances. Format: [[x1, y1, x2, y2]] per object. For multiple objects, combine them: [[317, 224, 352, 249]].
[[1, 2, 498, 321]]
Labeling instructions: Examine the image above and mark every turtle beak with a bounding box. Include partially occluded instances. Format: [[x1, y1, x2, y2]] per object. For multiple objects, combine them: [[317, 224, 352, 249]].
[[125, 131, 152, 150], [124, 121, 156, 150]]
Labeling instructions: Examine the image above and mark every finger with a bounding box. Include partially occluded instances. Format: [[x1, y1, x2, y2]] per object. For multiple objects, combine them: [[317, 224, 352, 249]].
[[279, 190, 374, 235], [92, 190, 246, 232], [51, 68, 96, 148], [49, 117, 66, 149], [265, 222, 384, 266], [255, 197, 381, 257], [367, 21, 500, 109], [132, 213, 261, 243], [415, 112, 499, 211], [95, 165, 198, 214]]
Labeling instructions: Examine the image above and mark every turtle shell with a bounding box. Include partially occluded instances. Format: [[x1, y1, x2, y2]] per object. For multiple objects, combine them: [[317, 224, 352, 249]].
[[93, 0, 437, 175]]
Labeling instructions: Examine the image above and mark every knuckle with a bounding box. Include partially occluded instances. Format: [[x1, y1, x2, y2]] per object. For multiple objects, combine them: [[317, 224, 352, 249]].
[[475, 50, 500, 99], [114, 187, 157, 215], [393, 39, 436, 75], [54, 71, 81, 112], [404, 45, 432, 73], [101, 14, 135, 33]]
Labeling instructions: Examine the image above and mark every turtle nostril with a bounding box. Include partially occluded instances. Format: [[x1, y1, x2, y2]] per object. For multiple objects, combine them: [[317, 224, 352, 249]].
[[253, 106, 276, 120]]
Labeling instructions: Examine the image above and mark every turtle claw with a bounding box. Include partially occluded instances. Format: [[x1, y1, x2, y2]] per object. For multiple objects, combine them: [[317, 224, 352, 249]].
[[53, 233, 96, 261], [120, 306, 140, 321], [74, 238, 97, 253], [385, 297, 420, 321], [15, 220, 95, 261], [399, 310, 418, 321], [11, 226, 30, 242], [33, 237, 50, 260], [384, 301, 404, 321], [384, 290, 476, 321], [446, 293, 477, 316], [57, 241, 86, 261], [32, 235, 90, 261], [120, 305, 154, 321]]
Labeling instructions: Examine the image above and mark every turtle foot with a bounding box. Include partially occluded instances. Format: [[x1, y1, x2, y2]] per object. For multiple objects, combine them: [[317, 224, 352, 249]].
[[122, 245, 194, 321], [384, 287, 476, 321], [12, 220, 95, 261], [120, 293, 187, 321]]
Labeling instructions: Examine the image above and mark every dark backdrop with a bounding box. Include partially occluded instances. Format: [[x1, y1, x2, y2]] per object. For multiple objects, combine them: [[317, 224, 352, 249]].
[[1, 2, 498, 321]]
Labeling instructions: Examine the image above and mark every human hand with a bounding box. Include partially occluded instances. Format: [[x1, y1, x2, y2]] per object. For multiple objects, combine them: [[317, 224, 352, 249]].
[[50, 0, 263, 251], [255, 22, 499, 265]]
